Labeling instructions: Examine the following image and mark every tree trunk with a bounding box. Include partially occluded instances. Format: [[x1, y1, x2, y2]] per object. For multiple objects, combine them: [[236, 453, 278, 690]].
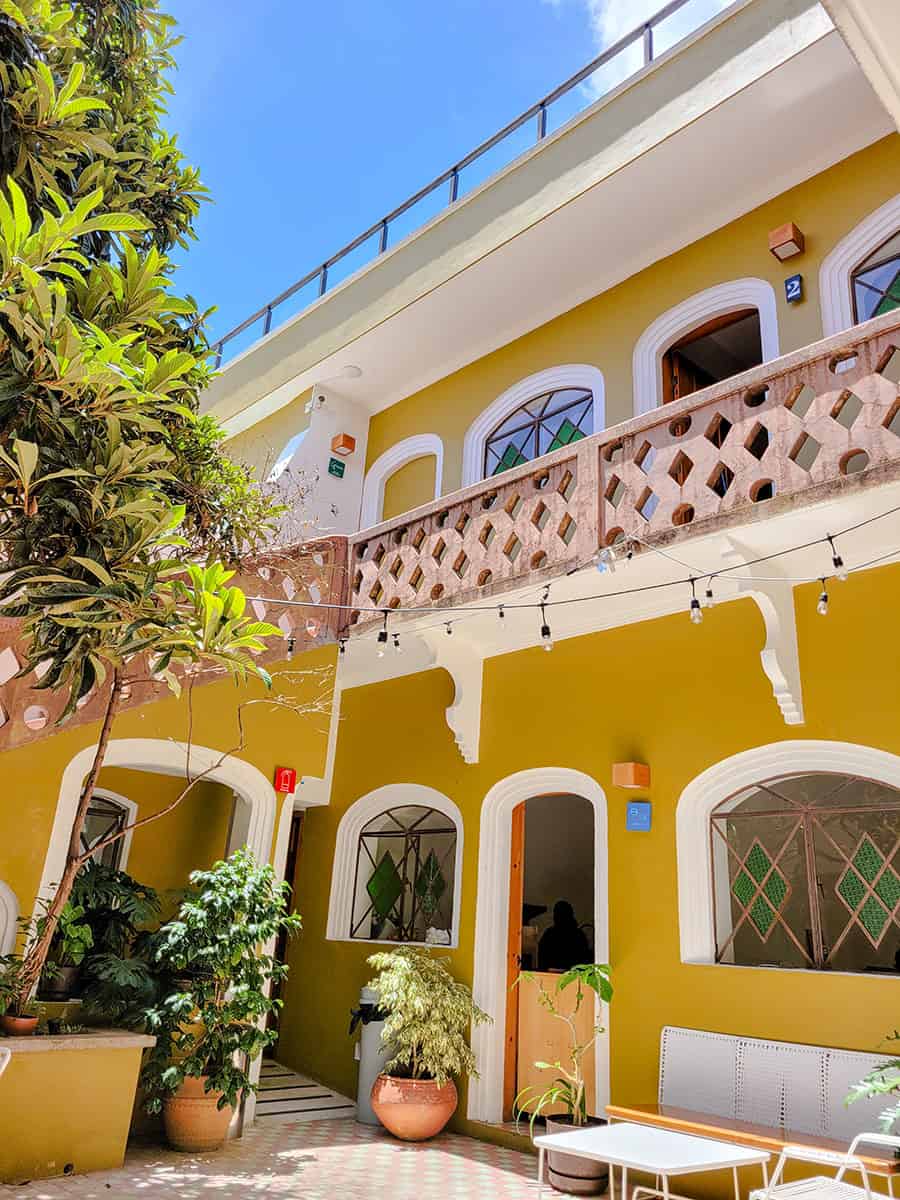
[[17, 671, 122, 1001]]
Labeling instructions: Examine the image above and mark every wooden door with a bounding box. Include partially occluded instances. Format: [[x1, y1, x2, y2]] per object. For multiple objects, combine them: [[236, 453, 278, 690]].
[[517, 972, 597, 1116], [502, 802, 526, 1121]]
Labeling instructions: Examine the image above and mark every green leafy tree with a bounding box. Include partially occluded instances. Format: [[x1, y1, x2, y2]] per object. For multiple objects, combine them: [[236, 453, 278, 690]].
[[141, 849, 302, 1112], [366, 946, 491, 1087], [0, 1, 294, 1004], [847, 1032, 900, 1133]]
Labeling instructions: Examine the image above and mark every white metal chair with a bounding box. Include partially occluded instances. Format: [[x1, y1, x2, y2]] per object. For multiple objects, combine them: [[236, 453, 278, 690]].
[[750, 1134, 900, 1200]]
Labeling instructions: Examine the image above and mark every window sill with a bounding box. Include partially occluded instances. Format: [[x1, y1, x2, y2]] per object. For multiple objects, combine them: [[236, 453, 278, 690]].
[[682, 959, 899, 981]]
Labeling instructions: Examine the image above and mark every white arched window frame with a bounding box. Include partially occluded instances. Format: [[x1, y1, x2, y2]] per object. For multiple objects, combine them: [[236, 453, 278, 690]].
[[0, 880, 18, 955], [820, 193, 900, 336], [461, 365, 605, 488], [632, 278, 780, 416], [359, 434, 444, 530], [676, 740, 900, 973], [326, 784, 464, 947], [84, 788, 138, 871]]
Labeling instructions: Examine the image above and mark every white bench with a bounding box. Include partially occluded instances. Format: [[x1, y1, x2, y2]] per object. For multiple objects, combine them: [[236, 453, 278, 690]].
[[608, 1028, 898, 1189]]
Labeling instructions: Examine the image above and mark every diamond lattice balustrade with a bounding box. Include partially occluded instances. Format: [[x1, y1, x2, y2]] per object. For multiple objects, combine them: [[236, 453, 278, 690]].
[[348, 310, 900, 624], [0, 537, 348, 753]]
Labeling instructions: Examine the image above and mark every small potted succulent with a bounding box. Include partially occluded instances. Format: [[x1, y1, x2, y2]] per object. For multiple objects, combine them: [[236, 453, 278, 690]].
[[141, 849, 301, 1151], [367, 946, 490, 1141], [516, 964, 613, 1195]]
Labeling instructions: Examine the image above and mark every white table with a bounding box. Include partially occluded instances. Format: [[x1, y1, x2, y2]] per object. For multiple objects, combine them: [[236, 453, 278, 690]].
[[534, 1120, 771, 1200]]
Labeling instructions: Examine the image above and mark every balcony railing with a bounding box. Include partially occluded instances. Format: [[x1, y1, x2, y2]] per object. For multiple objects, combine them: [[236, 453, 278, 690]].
[[347, 311, 900, 624], [211, 0, 730, 366]]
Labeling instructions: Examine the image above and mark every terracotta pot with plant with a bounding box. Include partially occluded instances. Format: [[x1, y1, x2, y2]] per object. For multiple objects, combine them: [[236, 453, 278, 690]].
[[367, 946, 490, 1142], [141, 849, 302, 1152], [516, 964, 613, 1196], [0, 952, 43, 1035]]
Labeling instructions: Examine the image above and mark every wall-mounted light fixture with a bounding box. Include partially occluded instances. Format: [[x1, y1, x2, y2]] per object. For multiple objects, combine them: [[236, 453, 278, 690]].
[[331, 433, 357, 456], [768, 222, 805, 261], [612, 762, 651, 789]]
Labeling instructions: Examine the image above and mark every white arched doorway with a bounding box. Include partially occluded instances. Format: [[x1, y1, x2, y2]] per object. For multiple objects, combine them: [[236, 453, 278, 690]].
[[467, 767, 609, 1124]]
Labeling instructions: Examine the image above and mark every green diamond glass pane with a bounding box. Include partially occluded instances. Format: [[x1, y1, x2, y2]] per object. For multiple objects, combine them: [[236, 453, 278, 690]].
[[492, 442, 528, 476], [547, 417, 586, 452], [875, 868, 900, 911], [763, 870, 788, 909], [853, 836, 885, 884], [859, 895, 889, 941], [837, 867, 867, 910], [367, 852, 403, 919], [749, 895, 776, 936], [732, 871, 755, 905], [745, 842, 772, 883], [414, 849, 447, 918]]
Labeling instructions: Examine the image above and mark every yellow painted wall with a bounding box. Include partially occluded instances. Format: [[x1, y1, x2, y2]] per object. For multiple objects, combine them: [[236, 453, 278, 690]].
[[226, 386, 313, 481], [365, 134, 900, 508], [381, 454, 438, 521], [0, 645, 335, 924], [95, 768, 233, 910], [278, 563, 900, 1150]]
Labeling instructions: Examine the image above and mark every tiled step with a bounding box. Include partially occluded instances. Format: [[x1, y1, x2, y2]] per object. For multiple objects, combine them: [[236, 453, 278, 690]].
[[256, 1060, 356, 1123]]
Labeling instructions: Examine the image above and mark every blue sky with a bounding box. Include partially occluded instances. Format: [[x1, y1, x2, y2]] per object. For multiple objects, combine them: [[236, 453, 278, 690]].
[[165, 0, 730, 350]]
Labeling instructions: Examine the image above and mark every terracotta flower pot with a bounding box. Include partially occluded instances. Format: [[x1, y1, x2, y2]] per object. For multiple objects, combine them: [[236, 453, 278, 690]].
[[370, 1073, 457, 1141], [162, 1075, 234, 1152], [544, 1115, 609, 1195], [0, 1013, 39, 1036]]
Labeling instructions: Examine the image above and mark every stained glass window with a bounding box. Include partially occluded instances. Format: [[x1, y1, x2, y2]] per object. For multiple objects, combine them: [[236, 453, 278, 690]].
[[350, 805, 457, 943], [483, 388, 593, 478], [711, 773, 900, 973], [851, 231, 900, 323]]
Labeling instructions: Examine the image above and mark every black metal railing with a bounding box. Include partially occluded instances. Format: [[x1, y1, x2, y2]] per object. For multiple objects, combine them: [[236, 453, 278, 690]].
[[212, 0, 728, 367]]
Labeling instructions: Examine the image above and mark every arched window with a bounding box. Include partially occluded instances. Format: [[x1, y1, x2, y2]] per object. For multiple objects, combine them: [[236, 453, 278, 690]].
[[711, 772, 900, 974], [660, 308, 763, 404], [349, 804, 458, 944], [483, 387, 593, 477], [850, 231, 900, 323], [81, 791, 135, 870]]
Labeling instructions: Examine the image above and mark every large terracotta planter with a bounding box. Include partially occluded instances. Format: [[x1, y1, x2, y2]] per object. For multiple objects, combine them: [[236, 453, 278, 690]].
[[544, 1115, 608, 1195], [370, 1073, 457, 1141], [0, 1014, 39, 1036], [162, 1076, 234, 1152]]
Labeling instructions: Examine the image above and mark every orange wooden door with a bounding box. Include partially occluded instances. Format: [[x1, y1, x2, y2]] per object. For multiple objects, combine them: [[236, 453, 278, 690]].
[[502, 802, 526, 1121]]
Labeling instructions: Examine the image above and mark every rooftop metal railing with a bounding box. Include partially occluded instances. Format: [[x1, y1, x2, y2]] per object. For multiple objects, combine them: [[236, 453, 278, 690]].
[[211, 0, 725, 366]]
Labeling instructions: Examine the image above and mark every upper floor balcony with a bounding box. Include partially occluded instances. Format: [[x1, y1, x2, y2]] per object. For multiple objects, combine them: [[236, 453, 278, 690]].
[[346, 310, 900, 627]]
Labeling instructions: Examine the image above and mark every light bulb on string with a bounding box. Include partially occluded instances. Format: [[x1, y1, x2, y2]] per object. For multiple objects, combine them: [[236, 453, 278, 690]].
[[703, 578, 715, 609], [827, 535, 848, 582], [817, 579, 829, 616], [539, 587, 553, 651], [445, 621, 453, 637], [689, 579, 703, 625], [392, 632, 402, 654], [338, 638, 347, 657], [286, 635, 296, 661], [376, 611, 388, 658], [498, 604, 507, 631], [596, 547, 616, 575]]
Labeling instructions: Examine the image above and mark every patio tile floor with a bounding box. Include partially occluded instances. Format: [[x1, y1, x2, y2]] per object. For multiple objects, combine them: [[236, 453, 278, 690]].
[[5, 1118, 552, 1199]]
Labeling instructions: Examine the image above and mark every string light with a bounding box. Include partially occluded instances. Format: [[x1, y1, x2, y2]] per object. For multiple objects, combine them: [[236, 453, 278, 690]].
[[392, 632, 402, 654], [376, 611, 388, 657], [828, 535, 848, 582], [286, 635, 296, 661], [703, 577, 716, 609], [817, 579, 829, 616], [539, 587, 553, 650], [596, 547, 616, 574], [498, 604, 506, 630], [689, 579, 703, 625], [338, 638, 347, 656], [445, 621, 453, 636]]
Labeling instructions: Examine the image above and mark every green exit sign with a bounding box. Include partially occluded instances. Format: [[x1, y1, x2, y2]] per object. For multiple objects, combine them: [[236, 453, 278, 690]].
[[328, 456, 345, 479]]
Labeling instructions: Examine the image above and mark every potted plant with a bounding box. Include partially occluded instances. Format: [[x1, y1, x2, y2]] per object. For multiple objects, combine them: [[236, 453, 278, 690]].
[[848, 1031, 900, 1132], [141, 849, 301, 1152], [367, 946, 491, 1141], [516, 964, 613, 1195], [0, 953, 44, 1035], [39, 901, 93, 1001]]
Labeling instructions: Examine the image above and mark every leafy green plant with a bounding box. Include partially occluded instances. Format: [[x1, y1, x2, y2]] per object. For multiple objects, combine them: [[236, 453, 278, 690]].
[[46, 900, 93, 968], [140, 849, 302, 1113], [366, 947, 490, 1087], [515, 963, 613, 1128], [847, 1031, 900, 1133], [0, 952, 44, 1019]]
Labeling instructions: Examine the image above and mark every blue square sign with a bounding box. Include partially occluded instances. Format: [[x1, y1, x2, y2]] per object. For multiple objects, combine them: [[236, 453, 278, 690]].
[[626, 801, 652, 832], [784, 273, 803, 304]]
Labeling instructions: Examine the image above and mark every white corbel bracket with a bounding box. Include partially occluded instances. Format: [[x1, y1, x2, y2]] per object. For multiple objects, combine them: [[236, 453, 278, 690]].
[[421, 630, 485, 764], [723, 538, 804, 726]]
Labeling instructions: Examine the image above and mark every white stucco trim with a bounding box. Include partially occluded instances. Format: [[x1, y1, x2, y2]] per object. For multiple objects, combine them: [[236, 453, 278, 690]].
[[35, 739, 277, 908], [467, 768, 609, 1126], [359, 434, 444, 529], [0, 880, 18, 955], [820, 193, 900, 336], [325, 783, 464, 947], [676, 739, 900, 966], [632, 278, 780, 415], [89, 787, 138, 871], [461, 365, 606, 488]]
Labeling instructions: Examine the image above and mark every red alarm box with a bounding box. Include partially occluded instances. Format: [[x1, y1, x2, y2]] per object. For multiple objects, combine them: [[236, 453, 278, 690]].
[[274, 766, 297, 794]]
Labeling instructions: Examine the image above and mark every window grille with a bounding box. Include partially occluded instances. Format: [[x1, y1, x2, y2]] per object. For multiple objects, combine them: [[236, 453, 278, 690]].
[[851, 231, 900, 322], [350, 805, 457, 943], [711, 773, 900, 973], [483, 388, 592, 478]]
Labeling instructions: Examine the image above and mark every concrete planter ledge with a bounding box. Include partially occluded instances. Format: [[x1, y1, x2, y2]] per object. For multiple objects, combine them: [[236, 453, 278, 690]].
[[1, 1029, 156, 1053]]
